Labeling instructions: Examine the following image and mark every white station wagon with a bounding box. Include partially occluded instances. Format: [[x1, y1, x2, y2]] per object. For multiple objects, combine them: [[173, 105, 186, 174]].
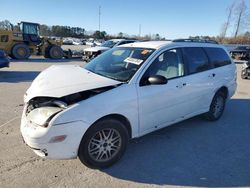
[[21, 39, 237, 168]]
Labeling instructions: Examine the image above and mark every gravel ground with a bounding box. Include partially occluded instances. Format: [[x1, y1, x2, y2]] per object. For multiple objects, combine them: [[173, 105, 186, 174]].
[[0, 58, 249, 188]]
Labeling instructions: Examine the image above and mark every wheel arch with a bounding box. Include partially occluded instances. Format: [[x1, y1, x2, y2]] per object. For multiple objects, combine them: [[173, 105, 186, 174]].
[[83, 113, 132, 140], [216, 86, 229, 99], [95, 114, 132, 139]]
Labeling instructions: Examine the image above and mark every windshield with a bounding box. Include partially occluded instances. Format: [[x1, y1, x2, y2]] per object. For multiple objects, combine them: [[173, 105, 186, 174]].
[[22, 23, 39, 35], [101, 40, 119, 48], [85, 47, 155, 82]]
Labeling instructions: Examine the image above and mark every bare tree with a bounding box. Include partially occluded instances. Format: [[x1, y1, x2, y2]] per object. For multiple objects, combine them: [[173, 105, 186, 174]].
[[220, 1, 235, 38], [0, 20, 13, 30], [233, 0, 247, 38], [118, 32, 123, 38]]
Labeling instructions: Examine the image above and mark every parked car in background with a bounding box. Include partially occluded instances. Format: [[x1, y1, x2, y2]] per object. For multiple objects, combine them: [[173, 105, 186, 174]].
[[241, 60, 250, 79], [230, 46, 250, 60], [72, 41, 83, 45], [94, 40, 103, 46], [82, 39, 137, 62], [86, 38, 95, 46], [0, 50, 10, 68], [21, 39, 236, 169], [63, 38, 73, 45]]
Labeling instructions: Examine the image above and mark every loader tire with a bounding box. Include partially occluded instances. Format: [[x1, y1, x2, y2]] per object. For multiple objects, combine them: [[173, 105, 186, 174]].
[[47, 45, 63, 59], [11, 44, 31, 59]]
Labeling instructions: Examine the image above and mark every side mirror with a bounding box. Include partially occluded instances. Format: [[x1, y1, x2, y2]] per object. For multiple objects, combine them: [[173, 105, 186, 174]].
[[148, 75, 168, 85]]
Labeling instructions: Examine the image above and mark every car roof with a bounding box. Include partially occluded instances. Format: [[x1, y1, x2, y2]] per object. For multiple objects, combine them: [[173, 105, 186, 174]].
[[109, 39, 137, 42], [121, 41, 171, 49], [109, 39, 124, 42], [120, 40, 223, 50]]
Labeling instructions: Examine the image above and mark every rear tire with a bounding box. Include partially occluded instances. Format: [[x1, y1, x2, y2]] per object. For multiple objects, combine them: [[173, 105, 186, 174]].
[[45, 45, 63, 59], [11, 44, 30, 59], [78, 118, 129, 169], [204, 92, 226, 121]]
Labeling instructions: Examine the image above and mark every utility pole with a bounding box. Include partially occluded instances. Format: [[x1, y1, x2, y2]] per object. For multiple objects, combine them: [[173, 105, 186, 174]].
[[139, 24, 141, 37], [99, 6, 101, 32]]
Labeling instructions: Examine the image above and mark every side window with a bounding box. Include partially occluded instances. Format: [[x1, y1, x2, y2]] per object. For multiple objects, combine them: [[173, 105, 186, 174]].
[[204, 47, 231, 68], [117, 41, 126, 45], [143, 48, 185, 80], [118, 41, 133, 45], [123, 41, 135, 44], [182, 47, 210, 74]]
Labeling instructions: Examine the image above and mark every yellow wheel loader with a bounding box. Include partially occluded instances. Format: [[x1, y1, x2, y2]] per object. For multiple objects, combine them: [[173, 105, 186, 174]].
[[0, 22, 70, 59]]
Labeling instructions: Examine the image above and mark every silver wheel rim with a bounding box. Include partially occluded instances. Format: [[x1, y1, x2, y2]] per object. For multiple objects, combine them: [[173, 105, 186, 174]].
[[88, 128, 122, 162], [213, 96, 224, 118]]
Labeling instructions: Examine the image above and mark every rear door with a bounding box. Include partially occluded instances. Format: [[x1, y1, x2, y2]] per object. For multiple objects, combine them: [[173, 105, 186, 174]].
[[180, 47, 215, 112], [204, 47, 236, 97]]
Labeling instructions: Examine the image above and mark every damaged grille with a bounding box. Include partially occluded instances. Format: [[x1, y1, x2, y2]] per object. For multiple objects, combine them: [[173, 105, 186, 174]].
[[25, 98, 66, 116]]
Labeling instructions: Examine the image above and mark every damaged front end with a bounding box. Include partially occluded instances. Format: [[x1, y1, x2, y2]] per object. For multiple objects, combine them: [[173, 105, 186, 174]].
[[25, 98, 66, 128], [21, 85, 120, 159], [24, 85, 117, 127]]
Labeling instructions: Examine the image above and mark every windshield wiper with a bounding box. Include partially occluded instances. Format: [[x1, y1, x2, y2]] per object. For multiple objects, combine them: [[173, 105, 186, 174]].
[[88, 70, 125, 82], [103, 75, 125, 82]]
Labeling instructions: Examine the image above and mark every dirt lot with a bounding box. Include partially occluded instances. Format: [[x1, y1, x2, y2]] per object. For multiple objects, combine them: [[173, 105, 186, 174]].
[[0, 58, 249, 188]]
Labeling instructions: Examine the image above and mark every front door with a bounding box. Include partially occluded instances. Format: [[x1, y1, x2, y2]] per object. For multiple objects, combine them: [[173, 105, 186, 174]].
[[137, 48, 190, 135]]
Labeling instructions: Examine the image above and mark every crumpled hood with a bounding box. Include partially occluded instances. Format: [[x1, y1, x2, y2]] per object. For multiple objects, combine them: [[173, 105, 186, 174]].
[[24, 65, 121, 103], [84, 46, 110, 52]]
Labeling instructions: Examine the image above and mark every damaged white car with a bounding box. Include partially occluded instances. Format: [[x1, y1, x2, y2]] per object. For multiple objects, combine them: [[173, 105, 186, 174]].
[[21, 40, 236, 169]]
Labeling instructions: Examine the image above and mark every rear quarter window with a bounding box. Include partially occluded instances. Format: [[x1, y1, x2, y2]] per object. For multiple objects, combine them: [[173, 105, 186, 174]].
[[204, 47, 231, 68]]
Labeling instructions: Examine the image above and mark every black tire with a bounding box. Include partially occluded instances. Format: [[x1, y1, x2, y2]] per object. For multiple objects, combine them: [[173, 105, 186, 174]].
[[47, 45, 63, 59], [241, 74, 247, 79], [11, 44, 30, 59], [63, 49, 72, 59], [78, 118, 129, 169], [204, 92, 226, 121], [44, 46, 50, 58]]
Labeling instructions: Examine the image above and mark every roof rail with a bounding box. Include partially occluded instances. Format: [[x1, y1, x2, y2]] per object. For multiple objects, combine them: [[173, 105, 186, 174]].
[[172, 39, 219, 44]]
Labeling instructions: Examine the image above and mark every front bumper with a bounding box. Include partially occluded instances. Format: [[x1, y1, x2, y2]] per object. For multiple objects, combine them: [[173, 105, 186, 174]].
[[20, 113, 90, 160]]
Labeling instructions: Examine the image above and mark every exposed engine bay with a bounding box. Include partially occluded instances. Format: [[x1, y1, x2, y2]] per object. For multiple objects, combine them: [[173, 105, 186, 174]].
[[25, 85, 118, 116]]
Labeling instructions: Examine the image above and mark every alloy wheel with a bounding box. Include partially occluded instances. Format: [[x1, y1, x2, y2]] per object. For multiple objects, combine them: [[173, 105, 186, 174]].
[[88, 128, 122, 162]]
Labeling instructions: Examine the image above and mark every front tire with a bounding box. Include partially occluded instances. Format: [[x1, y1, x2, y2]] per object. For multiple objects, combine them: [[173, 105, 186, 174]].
[[78, 119, 129, 169], [45, 45, 63, 59], [204, 92, 226, 121]]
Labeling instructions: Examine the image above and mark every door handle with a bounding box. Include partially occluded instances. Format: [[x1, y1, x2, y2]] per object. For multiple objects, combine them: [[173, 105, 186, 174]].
[[176, 83, 187, 88]]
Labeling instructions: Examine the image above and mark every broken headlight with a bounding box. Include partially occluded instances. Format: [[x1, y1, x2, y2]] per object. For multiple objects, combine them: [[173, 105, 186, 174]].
[[27, 106, 62, 127]]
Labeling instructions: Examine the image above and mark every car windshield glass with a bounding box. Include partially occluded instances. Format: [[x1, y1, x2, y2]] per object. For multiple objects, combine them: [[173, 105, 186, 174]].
[[101, 40, 118, 48], [85, 47, 155, 82]]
